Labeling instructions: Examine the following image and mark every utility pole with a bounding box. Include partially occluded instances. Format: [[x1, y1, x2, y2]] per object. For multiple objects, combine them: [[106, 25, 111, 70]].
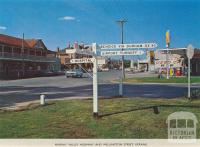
[[22, 33, 25, 78], [116, 19, 127, 96]]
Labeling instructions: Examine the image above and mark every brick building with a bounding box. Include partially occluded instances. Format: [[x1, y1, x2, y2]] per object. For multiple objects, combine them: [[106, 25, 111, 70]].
[[0, 34, 60, 79]]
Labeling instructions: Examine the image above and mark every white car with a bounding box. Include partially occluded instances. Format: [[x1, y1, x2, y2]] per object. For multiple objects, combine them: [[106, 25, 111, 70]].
[[101, 68, 109, 71], [65, 69, 83, 78]]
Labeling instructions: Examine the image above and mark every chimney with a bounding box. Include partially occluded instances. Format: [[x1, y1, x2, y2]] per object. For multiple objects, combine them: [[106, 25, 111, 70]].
[[68, 42, 70, 48], [57, 47, 60, 52], [80, 42, 84, 49], [74, 41, 78, 49]]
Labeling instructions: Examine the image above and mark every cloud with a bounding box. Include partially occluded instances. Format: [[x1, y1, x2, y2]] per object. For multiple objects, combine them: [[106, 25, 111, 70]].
[[59, 16, 76, 21], [0, 26, 6, 30]]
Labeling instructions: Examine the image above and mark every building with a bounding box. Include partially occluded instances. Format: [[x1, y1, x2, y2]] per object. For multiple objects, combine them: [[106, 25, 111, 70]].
[[57, 42, 93, 70], [154, 51, 184, 69], [191, 49, 200, 76], [171, 48, 200, 76], [0, 34, 60, 79], [153, 48, 200, 76], [130, 51, 153, 72]]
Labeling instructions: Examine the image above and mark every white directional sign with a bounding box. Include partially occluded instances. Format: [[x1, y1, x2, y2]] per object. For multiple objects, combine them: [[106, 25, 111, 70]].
[[101, 50, 145, 56], [70, 58, 95, 63], [99, 43, 157, 49]]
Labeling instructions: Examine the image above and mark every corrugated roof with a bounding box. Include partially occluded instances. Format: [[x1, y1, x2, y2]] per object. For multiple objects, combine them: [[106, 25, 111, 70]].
[[25, 39, 38, 48], [0, 34, 30, 48]]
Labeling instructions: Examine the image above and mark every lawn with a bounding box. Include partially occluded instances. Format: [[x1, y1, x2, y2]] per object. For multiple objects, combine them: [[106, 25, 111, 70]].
[[0, 98, 200, 138], [124, 76, 200, 83]]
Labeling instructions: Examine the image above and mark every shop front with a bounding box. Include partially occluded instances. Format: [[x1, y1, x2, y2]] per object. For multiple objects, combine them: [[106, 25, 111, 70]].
[[155, 51, 185, 77]]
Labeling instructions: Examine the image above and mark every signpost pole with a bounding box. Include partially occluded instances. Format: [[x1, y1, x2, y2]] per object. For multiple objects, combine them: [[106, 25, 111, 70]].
[[186, 44, 194, 99], [188, 57, 191, 98], [92, 43, 98, 117]]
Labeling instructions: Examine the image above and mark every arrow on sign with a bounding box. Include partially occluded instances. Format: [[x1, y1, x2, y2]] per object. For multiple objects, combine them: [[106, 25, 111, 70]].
[[101, 50, 145, 56], [70, 58, 95, 63], [99, 43, 157, 49]]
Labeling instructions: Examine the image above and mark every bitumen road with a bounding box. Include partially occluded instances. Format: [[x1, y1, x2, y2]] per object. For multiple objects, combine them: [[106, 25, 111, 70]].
[[0, 70, 199, 108]]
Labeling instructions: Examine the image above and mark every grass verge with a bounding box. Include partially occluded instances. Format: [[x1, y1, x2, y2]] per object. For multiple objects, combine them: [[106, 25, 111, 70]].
[[0, 98, 200, 138], [124, 76, 200, 83]]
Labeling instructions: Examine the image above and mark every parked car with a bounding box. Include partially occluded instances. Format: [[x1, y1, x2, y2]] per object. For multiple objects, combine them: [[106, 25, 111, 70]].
[[65, 69, 83, 78], [101, 68, 109, 71]]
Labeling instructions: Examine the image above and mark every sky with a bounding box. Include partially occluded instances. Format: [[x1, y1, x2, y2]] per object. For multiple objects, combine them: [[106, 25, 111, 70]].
[[0, 0, 200, 51]]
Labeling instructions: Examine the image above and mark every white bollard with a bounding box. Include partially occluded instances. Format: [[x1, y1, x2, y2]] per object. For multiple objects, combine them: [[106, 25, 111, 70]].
[[119, 82, 123, 96], [40, 94, 45, 105]]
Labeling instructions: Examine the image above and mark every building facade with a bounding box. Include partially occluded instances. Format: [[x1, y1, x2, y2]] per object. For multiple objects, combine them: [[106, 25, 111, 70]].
[[56, 43, 93, 70], [0, 34, 60, 79], [191, 49, 200, 76], [57, 43, 108, 71]]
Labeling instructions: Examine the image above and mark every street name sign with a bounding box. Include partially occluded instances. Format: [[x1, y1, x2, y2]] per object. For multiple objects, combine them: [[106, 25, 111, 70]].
[[70, 58, 95, 63], [186, 44, 194, 59], [101, 50, 145, 56], [99, 43, 157, 49]]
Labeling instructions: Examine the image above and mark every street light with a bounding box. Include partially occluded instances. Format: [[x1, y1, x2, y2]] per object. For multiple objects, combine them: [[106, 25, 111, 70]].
[[22, 33, 25, 78]]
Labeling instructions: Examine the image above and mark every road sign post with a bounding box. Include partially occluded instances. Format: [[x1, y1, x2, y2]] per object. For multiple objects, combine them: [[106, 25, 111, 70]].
[[90, 42, 157, 118], [92, 43, 98, 117], [188, 56, 191, 98], [186, 44, 194, 99]]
